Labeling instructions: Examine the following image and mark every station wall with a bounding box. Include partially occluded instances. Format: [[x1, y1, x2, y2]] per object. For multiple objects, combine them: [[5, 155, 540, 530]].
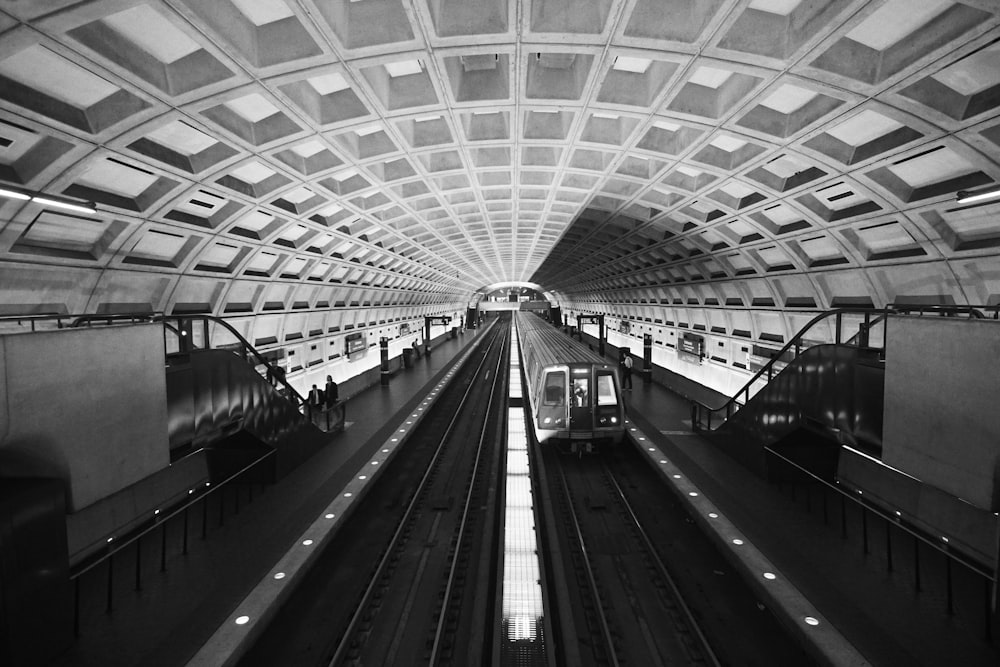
[[883, 316, 1000, 510], [0, 324, 170, 511]]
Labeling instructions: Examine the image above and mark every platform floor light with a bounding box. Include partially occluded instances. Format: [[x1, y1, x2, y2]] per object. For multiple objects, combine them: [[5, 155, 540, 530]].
[[0, 185, 96, 214], [956, 186, 1000, 205]]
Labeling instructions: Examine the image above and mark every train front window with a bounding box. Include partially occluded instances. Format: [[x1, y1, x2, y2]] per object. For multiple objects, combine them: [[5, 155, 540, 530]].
[[543, 371, 565, 405], [596, 373, 617, 405], [572, 378, 589, 407]]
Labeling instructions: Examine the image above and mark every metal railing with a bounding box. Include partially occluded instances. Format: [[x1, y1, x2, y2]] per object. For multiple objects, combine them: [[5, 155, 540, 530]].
[[307, 400, 347, 433], [767, 447, 998, 641], [69, 449, 276, 636], [689, 304, 998, 431], [0, 311, 160, 333]]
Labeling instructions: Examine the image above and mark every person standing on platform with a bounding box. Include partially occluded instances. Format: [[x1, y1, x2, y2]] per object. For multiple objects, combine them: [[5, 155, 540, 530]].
[[308, 384, 322, 417], [325, 375, 339, 407], [622, 354, 633, 391]]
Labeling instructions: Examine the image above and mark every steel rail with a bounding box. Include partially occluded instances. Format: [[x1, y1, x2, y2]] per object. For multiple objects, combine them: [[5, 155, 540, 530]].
[[554, 462, 621, 667], [428, 324, 509, 665], [326, 324, 505, 666], [603, 462, 723, 667]]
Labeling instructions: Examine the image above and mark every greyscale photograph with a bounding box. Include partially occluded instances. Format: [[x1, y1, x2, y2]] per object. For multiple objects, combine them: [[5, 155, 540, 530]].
[[0, 1, 998, 666]]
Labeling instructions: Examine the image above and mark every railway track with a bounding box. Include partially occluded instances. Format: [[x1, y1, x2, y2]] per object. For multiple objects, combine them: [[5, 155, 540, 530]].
[[238, 320, 509, 667], [534, 442, 813, 666]]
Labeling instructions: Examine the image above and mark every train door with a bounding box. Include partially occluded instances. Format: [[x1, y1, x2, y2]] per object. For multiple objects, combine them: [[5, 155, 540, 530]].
[[569, 366, 593, 430]]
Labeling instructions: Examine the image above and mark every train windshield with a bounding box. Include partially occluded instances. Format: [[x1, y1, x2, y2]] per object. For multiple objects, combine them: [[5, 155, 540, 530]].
[[543, 371, 566, 405], [571, 378, 589, 407], [596, 373, 617, 405]]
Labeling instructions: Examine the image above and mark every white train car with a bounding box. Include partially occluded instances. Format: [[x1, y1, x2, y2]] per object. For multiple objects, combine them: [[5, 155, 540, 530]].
[[515, 311, 625, 451]]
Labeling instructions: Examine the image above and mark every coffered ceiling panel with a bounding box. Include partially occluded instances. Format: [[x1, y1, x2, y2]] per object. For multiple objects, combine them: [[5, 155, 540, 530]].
[[0, 0, 998, 324]]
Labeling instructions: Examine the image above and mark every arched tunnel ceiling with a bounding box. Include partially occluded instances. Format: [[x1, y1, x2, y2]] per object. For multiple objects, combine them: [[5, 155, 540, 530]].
[[0, 0, 999, 323]]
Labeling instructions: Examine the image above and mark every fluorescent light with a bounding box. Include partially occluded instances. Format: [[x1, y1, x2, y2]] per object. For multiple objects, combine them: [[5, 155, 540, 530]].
[[31, 196, 96, 214], [385, 60, 422, 77], [1, 186, 97, 214], [956, 187, 1000, 204], [0, 187, 32, 201], [613, 56, 652, 74]]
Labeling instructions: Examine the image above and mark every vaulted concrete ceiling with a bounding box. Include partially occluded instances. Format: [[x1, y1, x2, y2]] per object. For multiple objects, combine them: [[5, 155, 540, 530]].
[[0, 0, 999, 326]]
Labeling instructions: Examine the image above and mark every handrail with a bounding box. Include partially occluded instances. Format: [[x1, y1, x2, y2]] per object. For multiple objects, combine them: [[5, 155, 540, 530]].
[[0, 312, 65, 333], [767, 447, 996, 577], [0, 311, 64, 321], [157, 314, 309, 409], [68, 311, 307, 409], [69, 447, 276, 581], [691, 308, 882, 424], [690, 303, 998, 430], [69, 312, 163, 327]]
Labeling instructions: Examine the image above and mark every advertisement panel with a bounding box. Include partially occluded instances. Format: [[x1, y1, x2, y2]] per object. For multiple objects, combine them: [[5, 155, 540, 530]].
[[678, 332, 704, 362], [345, 332, 366, 361]]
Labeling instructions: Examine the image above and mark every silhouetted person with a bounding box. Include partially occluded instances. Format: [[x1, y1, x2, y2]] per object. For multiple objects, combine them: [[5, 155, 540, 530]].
[[325, 375, 339, 407]]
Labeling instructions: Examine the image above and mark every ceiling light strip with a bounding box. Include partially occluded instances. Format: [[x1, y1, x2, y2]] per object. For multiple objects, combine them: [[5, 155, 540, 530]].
[[956, 187, 1000, 205], [0, 186, 96, 214]]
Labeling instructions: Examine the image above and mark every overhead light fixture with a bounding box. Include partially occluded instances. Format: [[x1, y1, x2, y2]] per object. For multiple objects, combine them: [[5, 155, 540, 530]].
[[956, 186, 1000, 205], [0, 186, 32, 201], [0, 185, 96, 214]]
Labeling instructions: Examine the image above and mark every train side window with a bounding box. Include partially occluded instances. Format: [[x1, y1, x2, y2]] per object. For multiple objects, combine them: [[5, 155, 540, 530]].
[[543, 371, 565, 405], [596, 373, 617, 405]]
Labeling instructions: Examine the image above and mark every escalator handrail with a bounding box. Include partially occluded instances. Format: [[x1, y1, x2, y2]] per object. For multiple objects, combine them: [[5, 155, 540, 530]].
[[69, 312, 163, 327], [156, 313, 308, 408], [68, 311, 307, 408], [689, 303, 995, 422], [691, 308, 882, 419]]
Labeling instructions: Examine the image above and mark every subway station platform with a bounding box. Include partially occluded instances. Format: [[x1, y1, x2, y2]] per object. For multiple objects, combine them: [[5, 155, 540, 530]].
[[620, 375, 1000, 667], [58, 321, 999, 667], [58, 326, 486, 667]]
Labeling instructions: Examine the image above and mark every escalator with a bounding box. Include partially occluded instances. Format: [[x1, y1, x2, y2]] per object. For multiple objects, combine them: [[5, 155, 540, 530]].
[[702, 342, 884, 478], [689, 304, 994, 479], [74, 312, 345, 480]]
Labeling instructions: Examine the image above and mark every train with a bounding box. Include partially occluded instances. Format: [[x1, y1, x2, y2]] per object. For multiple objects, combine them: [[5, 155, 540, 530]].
[[514, 311, 626, 451]]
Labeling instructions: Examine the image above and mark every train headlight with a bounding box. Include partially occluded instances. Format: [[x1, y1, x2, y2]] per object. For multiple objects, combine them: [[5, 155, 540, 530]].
[[543, 417, 551, 424], [610, 417, 617, 424]]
